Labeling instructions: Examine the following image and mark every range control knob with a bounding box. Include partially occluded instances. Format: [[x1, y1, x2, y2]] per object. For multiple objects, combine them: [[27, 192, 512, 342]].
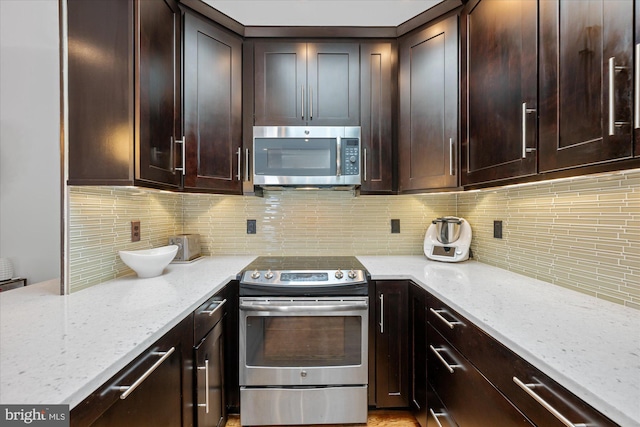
[[348, 269, 357, 279], [250, 269, 260, 279], [264, 269, 274, 279], [335, 269, 344, 279]]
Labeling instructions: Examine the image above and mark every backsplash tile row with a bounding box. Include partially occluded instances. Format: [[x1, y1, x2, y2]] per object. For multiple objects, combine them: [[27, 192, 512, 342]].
[[457, 169, 640, 309], [67, 169, 639, 310], [182, 190, 456, 256], [68, 187, 182, 292]]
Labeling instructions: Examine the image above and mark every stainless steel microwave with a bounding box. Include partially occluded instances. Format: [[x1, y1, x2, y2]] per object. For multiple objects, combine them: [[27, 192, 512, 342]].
[[253, 126, 361, 187]]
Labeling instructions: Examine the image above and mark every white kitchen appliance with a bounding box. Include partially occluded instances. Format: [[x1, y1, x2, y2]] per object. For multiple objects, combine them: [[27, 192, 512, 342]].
[[424, 217, 472, 262]]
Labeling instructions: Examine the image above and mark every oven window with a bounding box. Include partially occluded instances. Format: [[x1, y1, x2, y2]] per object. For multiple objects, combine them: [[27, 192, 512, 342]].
[[245, 315, 362, 367]]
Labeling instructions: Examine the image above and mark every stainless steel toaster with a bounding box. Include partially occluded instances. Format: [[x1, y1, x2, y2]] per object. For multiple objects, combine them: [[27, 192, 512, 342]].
[[169, 234, 201, 261]]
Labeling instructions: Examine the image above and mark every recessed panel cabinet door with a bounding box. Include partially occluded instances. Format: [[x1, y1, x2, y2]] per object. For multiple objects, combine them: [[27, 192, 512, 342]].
[[360, 42, 394, 194], [183, 11, 242, 193], [462, 0, 537, 186], [254, 42, 307, 126], [399, 15, 459, 192], [307, 43, 360, 126], [539, 0, 634, 171], [136, 0, 182, 188]]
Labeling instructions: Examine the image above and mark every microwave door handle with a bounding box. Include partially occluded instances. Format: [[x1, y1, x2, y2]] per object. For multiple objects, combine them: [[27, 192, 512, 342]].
[[301, 85, 305, 119]]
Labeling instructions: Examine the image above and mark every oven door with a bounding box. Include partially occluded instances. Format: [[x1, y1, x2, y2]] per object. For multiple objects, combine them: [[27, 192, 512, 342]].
[[239, 297, 368, 387]]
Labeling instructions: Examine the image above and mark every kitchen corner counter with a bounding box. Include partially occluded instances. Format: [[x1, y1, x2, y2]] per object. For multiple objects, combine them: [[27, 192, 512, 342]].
[[0, 256, 256, 409], [357, 255, 640, 427]]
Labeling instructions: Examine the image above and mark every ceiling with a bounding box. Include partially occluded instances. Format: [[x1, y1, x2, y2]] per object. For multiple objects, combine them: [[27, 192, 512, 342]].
[[200, 0, 444, 27]]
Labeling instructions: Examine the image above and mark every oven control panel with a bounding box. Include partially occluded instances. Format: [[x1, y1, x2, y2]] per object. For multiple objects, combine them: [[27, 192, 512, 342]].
[[241, 269, 367, 287]]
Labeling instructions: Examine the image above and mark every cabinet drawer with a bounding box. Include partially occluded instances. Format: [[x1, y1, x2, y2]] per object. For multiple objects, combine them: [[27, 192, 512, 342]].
[[194, 291, 227, 343], [427, 293, 479, 358], [427, 325, 532, 427]]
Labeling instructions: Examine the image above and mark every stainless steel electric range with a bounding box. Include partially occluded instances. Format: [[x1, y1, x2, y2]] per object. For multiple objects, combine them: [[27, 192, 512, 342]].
[[238, 256, 369, 426]]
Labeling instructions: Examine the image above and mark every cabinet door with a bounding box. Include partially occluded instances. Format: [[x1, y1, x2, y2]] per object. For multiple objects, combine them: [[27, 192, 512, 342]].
[[71, 314, 193, 427], [399, 15, 459, 192], [360, 42, 395, 194], [306, 43, 360, 126], [195, 319, 225, 427], [462, 0, 537, 185], [375, 281, 409, 408], [636, 6, 640, 156], [67, 0, 134, 185], [183, 11, 242, 193], [539, 0, 634, 171], [254, 42, 307, 126], [136, 0, 182, 188], [409, 284, 427, 427]]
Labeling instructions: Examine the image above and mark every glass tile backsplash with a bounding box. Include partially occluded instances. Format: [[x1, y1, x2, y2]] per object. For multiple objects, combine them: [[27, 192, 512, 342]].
[[68, 169, 639, 309]]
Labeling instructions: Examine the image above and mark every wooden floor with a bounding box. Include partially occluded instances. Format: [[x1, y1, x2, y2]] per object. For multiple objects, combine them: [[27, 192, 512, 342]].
[[226, 410, 420, 426]]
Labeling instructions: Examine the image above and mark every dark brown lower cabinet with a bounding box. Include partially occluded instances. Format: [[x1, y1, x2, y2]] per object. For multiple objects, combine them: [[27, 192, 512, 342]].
[[428, 324, 533, 426], [426, 384, 455, 427], [193, 288, 228, 427], [426, 291, 619, 427], [373, 281, 409, 408], [70, 314, 194, 427], [409, 283, 427, 427]]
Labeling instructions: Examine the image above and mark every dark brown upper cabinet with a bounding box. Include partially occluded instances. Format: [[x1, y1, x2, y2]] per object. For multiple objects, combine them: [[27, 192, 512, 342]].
[[253, 41, 360, 126], [136, 0, 182, 189], [539, 0, 635, 172], [360, 41, 395, 194], [399, 14, 459, 192], [67, 0, 182, 189], [183, 10, 243, 194], [461, 0, 538, 186], [636, 6, 640, 157], [67, 0, 135, 186]]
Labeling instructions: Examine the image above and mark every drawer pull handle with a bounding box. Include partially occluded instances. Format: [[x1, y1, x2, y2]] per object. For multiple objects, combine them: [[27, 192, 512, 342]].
[[201, 299, 227, 317], [430, 308, 462, 329], [379, 294, 384, 334], [513, 376, 587, 427], [116, 347, 175, 400], [429, 345, 460, 374], [197, 359, 210, 413], [429, 408, 447, 427]]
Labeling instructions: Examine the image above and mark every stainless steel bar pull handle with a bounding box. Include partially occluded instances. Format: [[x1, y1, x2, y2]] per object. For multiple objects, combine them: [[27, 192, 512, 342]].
[[522, 102, 536, 158], [236, 147, 241, 181], [429, 409, 447, 427], [201, 299, 227, 317], [245, 148, 250, 181], [309, 86, 313, 119], [174, 136, 186, 175], [609, 56, 630, 135], [449, 138, 455, 176], [301, 85, 305, 119], [116, 347, 175, 400], [363, 148, 368, 182], [635, 44, 640, 129], [198, 359, 210, 413], [429, 345, 460, 374], [429, 308, 462, 330], [379, 294, 384, 334], [513, 377, 587, 427]]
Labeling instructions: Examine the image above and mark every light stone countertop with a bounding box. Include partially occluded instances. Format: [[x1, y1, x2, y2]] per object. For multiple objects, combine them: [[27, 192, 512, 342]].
[[0, 256, 256, 409], [357, 256, 640, 427], [0, 255, 638, 426]]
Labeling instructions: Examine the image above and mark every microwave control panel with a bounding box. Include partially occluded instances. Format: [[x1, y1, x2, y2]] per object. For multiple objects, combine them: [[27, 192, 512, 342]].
[[342, 138, 360, 175]]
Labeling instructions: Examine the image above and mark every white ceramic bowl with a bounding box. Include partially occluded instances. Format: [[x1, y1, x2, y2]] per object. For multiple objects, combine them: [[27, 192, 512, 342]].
[[118, 245, 179, 278]]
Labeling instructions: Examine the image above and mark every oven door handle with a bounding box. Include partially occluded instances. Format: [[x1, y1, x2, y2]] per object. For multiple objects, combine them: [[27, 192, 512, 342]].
[[239, 303, 367, 312]]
